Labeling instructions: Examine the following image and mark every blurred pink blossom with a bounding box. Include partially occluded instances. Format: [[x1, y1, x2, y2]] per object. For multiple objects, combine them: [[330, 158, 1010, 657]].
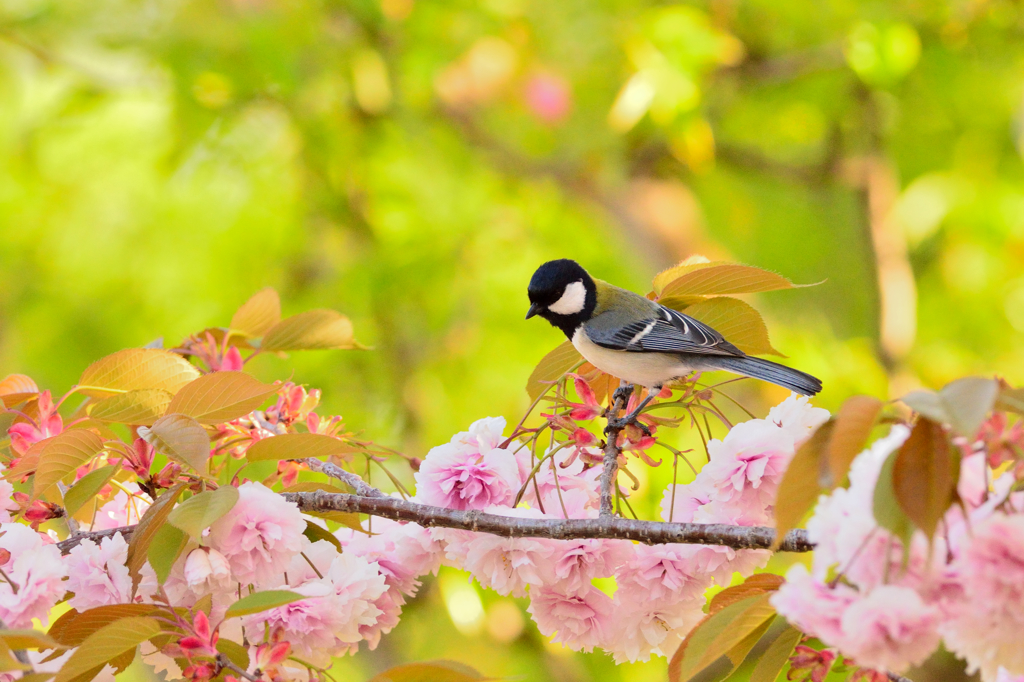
[[524, 72, 571, 124], [838, 585, 942, 672], [0, 523, 65, 627]]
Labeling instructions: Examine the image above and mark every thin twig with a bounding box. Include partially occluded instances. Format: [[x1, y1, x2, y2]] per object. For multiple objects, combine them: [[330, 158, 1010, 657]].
[[217, 653, 262, 681], [600, 384, 632, 516], [303, 458, 385, 498]]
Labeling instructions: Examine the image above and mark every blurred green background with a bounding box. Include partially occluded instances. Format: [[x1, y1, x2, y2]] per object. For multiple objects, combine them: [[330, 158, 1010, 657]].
[[1, 0, 1020, 679]]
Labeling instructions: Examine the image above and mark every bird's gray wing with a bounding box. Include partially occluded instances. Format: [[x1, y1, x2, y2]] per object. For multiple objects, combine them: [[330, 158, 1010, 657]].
[[587, 305, 744, 356]]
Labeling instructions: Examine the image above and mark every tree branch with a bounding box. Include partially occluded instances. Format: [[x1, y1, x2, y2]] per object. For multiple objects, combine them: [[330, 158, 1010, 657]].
[[600, 384, 632, 517], [303, 458, 385, 498]]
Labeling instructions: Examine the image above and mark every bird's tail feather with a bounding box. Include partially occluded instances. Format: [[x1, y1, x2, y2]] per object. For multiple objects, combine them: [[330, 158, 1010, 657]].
[[704, 356, 822, 396]]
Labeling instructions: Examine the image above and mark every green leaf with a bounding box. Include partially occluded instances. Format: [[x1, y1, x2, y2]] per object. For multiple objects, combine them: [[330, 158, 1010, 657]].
[[52, 617, 160, 682], [139, 414, 210, 474], [245, 433, 361, 463], [725, 615, 777, 667], [224, 590, 305, 619], [526, 341, 584, 400], [668, 593, 777, 682], [63, 465, 118, 518], [772, 422, 833, 550], [261, 309, 364, 351], [125, 485, 184, 589], [302, 520, 343, 552], [32, 430, 105, 499], [166, 372, 279, 424], [893, 418, 958, 538], [828, 396, 883, 487], [231, 288, 281, 338], [147, 524, 188, 585], [47, 605, 160, 648], [215, 639, 250, 671], [900, 377, 999, 438], [167, 486, 239, 538], [0, 630, 61, 650], [681, 297, 783, 356], [369, 660, 487, 682], [87, 389, 173, 425], [749, 624, 802, 682], [0, 639, 32, 672], [77, 349, 200, 399], [659, 262, 801, 299], [872, 448, 914, 549]]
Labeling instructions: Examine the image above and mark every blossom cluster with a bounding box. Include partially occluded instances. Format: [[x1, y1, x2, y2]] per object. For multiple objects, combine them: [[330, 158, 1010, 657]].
[[772, 416, 1024, 681]]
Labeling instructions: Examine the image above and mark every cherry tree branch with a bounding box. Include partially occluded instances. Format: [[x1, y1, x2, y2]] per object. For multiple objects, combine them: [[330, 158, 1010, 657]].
[[303, 457, 385, 498], [600, 384, 633, 517], [55, 491, 814, 555]]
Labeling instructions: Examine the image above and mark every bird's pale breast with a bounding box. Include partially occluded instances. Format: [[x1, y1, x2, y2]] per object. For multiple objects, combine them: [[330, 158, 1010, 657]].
[[571, 326, 690, 389]]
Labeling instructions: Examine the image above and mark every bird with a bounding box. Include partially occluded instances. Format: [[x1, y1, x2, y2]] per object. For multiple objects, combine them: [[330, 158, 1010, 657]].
[[526, 259, 822, 424]]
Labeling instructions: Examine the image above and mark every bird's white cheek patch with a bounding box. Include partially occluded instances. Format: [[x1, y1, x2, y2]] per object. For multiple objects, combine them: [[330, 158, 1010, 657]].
[[548, 280, 587, 315]]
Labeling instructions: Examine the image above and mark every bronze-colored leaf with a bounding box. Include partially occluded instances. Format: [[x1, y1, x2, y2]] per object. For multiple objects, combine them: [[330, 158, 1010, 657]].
[[77, 349, 200, 399], [166, 371, 278, 424], [52, 616, 160, 682], [48, 605, 160, 648], [88, 389, 172, 425], [652, 256, 714, 295], [3, 437, 50, 481], [997, 386, 1024, 415], [231, 287, 281, 338], [749, 624, 802, 682], [0, 374, 38, 401], [139, 414, 210, 473], [772, 421, 833, 550], [893, 418, 957, 538], [261, 309, 364, 351], [708, 573, 785, 614], [526, 342, 583, 401], [0, 630, 60, 650], [245, 433, 361, 463], [32, 430, 105, 499], [125, 485, 184, 589], [828, 396, 883, 486], [682, 297, 783, 356], [660, 263, 800, 299]]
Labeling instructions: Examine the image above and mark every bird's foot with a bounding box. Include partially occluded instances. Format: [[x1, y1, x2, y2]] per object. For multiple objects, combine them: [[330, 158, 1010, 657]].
[[604, 410, 651, 437], [611, 384, 634, 406]]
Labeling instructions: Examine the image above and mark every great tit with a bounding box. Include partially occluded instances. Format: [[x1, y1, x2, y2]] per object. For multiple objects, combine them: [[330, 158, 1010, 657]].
[[526, 259, 822, 399]]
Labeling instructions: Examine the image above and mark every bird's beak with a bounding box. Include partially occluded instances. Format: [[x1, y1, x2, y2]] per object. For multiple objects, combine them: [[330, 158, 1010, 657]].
[[525, 303, 542, 320]]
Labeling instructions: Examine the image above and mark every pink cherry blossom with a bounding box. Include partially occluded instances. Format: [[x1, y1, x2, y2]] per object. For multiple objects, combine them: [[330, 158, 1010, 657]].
[[64, 532, 132, 610], [767, 394, 830, 444], [839, 585, 942, 672], [0, 523, 65, 628], [547, 539, 631, 595], [0, 475, 17, 523], [207, 481, 305, 586], [772, 564, 858, 644], [603, 592, 704, 663], [414, 418, 521, 510], [615, 543, 712, 603], [343, 518, 443, 601], [88, 485, 151, 531], [443, 507, 557, 597], [943, 512, 1024, 681], [527, 585, 612, 652], [8, 391, 63, 456], [183, 548, 233, 596], [524, 71, 572, 124]]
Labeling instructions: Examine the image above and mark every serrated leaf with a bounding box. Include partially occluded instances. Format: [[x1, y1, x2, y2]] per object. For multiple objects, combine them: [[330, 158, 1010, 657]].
[[224, 590, 305, 618], [52, 616, 160, 682], [261, 310, 363, 351], [369, 660, 487, 682], [872, 448, 914, 549], [4, 437, 49, 481], [63, 465, 118, 518], [167, 486, 239, 538], [0, 630, 60, 650], [772, 422, 833, 550], [147, 524, 188, 585], [108, 645, 136, 675], [231, 288, 281, 338], [652, 256, 713, 295], [32, 430, 105, 499], [682, 297, 783, 356], [77, 349, 200, 399], [893, 418, 957, 538], [139, 414, 210, 474], [900, 377, 999, 438], [660, 263, 801, 299], [125, 485, 184, 589], [725, 614, 777, 667], [0, 374, 38, 400], [526, 342, 584, 401], [749, 624, 802, 682], [215, 639, 250, 671], [47, 605, 159, 648], [708, 574, 785, 615], [88, 389, 172, 426], [828, 396, 883, 486], [167, 372, 278, 424], [245, 433, 361, 463], [668, 593, 777, 682], [303, 520, 343, 552]]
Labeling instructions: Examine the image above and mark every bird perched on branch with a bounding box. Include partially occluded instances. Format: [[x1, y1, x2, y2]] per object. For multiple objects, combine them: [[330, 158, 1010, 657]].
[[526, 259, 821, 423]]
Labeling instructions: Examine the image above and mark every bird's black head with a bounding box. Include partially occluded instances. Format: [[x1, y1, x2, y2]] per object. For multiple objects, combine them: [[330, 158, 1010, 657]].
[[526, 259, 597, 339]]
